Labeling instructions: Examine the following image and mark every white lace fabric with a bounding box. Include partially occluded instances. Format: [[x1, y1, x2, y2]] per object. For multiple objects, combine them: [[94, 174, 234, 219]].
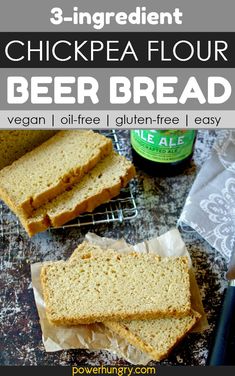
[[179, 131, 235, 260]]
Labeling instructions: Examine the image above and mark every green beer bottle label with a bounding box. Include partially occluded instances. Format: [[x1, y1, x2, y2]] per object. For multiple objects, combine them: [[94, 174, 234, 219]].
[[131, 130, 196, 163]]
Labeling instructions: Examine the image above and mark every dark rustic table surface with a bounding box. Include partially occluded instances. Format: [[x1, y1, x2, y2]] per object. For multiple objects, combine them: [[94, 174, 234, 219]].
[[0, 130, 227, 366]]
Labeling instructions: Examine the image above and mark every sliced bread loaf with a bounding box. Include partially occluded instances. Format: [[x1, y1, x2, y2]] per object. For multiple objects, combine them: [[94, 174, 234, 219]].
[[41, 250, 191, 325], [0, 130, 57, 170], [0, 130, 112, 217], [105, 311, 200, 361], [21, 151, 136, 236]]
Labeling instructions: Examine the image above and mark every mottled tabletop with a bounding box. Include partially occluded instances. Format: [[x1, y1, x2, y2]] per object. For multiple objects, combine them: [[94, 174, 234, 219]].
[[0, 130, 228, 366]]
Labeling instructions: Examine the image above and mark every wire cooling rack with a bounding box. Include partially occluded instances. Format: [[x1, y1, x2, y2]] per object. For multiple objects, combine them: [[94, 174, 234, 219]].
[[0, 130, 138, 237]]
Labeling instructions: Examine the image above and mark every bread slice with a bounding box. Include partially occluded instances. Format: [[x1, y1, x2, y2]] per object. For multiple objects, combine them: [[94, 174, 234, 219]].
[[69, 241, 116, 261], [21, 151, 136, 236], [40, 250, 191, 325], [69, 242, 200, 361], [0, 130, 57, 170], [0, 130, 112, 217], [105, 311, 201, 361]]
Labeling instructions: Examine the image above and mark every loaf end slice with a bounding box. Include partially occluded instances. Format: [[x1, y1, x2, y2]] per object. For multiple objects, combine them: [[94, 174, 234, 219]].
[[105, 310, 201, 361], [23, 152, 136, 236], [40, 252, 191, 325]]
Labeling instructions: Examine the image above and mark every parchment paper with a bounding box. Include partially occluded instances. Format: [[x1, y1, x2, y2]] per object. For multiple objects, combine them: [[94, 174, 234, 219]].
[[31, 228, 208, 364]]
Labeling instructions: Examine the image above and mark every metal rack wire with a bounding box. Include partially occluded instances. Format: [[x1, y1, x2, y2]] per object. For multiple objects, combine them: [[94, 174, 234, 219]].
[[0, 130, 138, 236]]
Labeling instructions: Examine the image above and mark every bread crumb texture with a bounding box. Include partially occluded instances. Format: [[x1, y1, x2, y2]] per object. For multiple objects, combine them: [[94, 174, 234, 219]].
[[0, 130, 57, 170], [41, 252, 191, 325]]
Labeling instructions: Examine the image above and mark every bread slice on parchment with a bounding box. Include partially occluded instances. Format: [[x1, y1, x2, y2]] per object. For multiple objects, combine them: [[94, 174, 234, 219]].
[[105, 311, 200, 361], [41, 245, 191, 325], [69, 242, 200, 361], [21, 151, 136, 236], [0, 130, 112, 217]]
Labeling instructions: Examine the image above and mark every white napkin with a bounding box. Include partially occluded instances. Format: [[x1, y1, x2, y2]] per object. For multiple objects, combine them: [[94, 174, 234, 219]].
[[179, 130, 235, 260]]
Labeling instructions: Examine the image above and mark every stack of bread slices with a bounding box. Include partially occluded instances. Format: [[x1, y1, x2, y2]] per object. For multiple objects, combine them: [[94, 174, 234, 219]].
[[40, 241, 201, 361], [0, 130, 136, 236]]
